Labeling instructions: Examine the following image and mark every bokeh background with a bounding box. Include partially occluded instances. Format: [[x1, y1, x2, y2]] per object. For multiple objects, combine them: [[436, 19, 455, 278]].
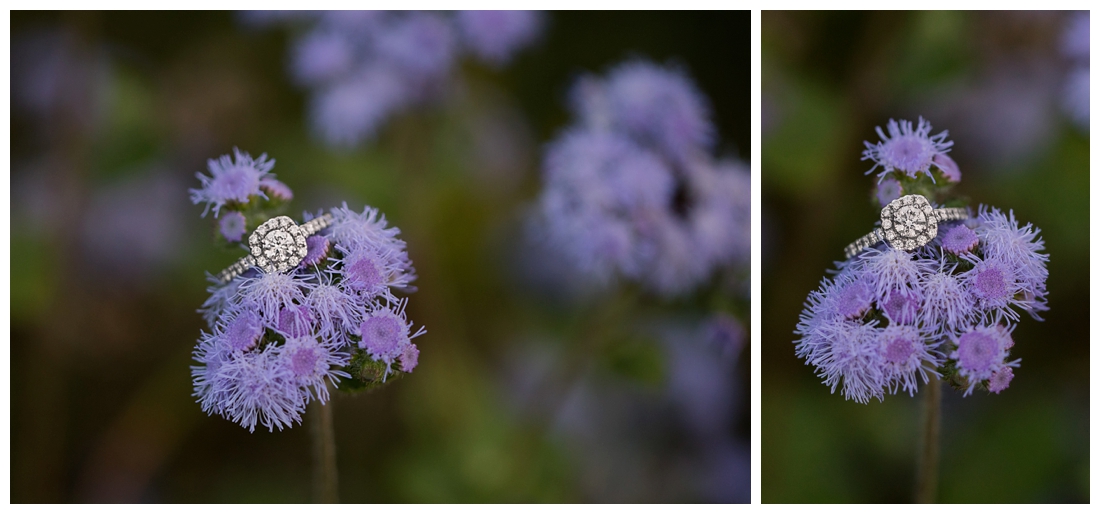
[[9, 11, 750, 503], [761, 11, 1089, 503]]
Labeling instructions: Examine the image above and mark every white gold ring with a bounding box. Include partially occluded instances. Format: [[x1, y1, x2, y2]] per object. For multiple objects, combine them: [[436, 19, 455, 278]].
[[843, 194, 968, 259], [216, 213, 333, 283]]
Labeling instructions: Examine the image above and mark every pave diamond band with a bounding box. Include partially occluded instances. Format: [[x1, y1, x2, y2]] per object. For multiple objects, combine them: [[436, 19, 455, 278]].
[[843, 195, 968, 259], [215, 213, 333, 284]]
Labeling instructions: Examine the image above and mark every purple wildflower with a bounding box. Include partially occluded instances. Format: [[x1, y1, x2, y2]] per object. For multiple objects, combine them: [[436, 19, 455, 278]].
[[277, 304, 315, 338], [237, 271, 309, 323], [814, 320, 885, 404], [918, 260, 978, 337], [951, 325, 1015, 395], [299, 235, 332, 268], [328, 203, 409, 255], [975, 207, 1049, 316], [875, 177, 902, 207], [259, 177, 294, 201], [853, 247, 931, 301], [310, 69, 408, 147], [279, 335, 348, 403], [880, 288, 921, 325], [190, 148, 275, 217], [940, 224, 979, 255], [877, 325, 941, 396], [834, 276, 874, 320], [304, 277, 362, 344], [455, 10, 543, 66], [224, 309, 264, 352], [219, 211, 247, 242], [602, 61, 714, 164], [376, 12, 456, 88], [290, 28, 357, 87], [216, 345, 305, 432], [987, 366, 1015, 394], [962, 254, 1025, 323], [862, 117, 953, 181], [358, 301, 425, 375], [933, 153, 961, 183]]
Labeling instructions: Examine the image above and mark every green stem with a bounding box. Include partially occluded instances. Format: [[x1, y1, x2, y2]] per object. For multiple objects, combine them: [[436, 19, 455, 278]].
[[311, 394, 339, 503], [915, 376, 942, 503]]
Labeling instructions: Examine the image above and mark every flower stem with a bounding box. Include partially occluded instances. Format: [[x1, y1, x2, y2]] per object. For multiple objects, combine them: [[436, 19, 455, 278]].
[[311, 395, 339, 503], [915, 376, 942, 503]]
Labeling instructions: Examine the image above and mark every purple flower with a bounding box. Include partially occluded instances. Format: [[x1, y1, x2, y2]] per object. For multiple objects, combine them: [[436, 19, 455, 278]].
[[223, 309, 264, 352], [358, 301, 425, 375], [862, 117, 953, 181], [918, 260, 978, 337], [219, 212, 247, 242], [962, 254, 1025, 323], [852, 247, 932, 301], [814, 320, 885, 404], [1063, 66, 1090, 130], [309, 69, 408, 147], [875, 178, 902, 207], [335, 245, 414, 300], [880, 288, 921, 325], [290, 28, 357, 87], [988, 366, 1015, 394], [279, 335, 349, 403], [237, 271, 309, 323], [376, 12, 456, 87], [834, 276, 874, 320], [1062, 11, 1090, 60], [576, 61, 714, 165], [950, 325, 1016, 395], [304, 277, 362, 344], [216, 345, 306, 432], [877, 325, 941, 396], [299, 235, 332, 268], [456, 10, 543, 66], [259, 177, 294, 201], [328, 202, 409, 255], [933, 153, 961, 183], [940, 224, 979, 255], [190, 148, 275, 217], [277, 304, 315, 338], [975, 207, 1048, 307]]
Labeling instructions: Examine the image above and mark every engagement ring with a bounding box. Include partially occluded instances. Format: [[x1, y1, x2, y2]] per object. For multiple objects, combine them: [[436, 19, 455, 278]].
[[216, 213, 333, 283], [843, 194, 968, 259]]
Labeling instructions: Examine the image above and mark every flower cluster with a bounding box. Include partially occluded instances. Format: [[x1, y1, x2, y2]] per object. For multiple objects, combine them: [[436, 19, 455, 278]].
[[191, 150, 424, 432], [795, 120, 1048, 403], [534, 60, 750, 297], [247, 10, 543, 147], [1061, 11, 1089, 130], [863, 117, 958, 183]]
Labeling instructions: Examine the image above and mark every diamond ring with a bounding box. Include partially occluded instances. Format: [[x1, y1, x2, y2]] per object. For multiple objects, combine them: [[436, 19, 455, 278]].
[[215, 213, 333, 283], [843, 194, 968, 259]]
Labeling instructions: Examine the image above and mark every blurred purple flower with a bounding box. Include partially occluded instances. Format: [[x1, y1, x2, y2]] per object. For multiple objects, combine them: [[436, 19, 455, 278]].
[[875, 177, 902, 207], [862, 117, 953, 182], [219, 212, 247, 242], [456, 10, 543, 66], [535, 60, 749, 298], [255, 10, 542, 148], [1062, 11, 1090, 60], [1062, 66, 1089, 130]]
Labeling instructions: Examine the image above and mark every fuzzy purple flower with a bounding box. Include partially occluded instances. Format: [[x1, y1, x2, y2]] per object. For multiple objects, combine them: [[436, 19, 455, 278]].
[[219, 212, 247, 242], [279, 335, 349, 403], [875, 178, 902, 207], [940, 224, 979, 255], [190, 148, 274, 217], [299, 235, 332, 268], [862, 117, 953, 181], [951, 325, 1016, 395], [455, 10, 543, 66]]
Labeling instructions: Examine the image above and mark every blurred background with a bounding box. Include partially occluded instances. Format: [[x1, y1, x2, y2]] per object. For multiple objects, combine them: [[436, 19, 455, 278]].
[[761, 11, 1089, 503], [9, 11, 750, 503]]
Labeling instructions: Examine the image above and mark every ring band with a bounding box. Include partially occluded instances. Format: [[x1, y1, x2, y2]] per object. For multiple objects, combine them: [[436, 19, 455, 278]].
[[844, 195, 968, 259], [216, 213, 333, 283]]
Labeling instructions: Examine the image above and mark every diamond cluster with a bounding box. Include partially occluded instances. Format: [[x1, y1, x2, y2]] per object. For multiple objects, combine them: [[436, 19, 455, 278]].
[[248, 216, 308, 273], [880, 194, 937, 251]]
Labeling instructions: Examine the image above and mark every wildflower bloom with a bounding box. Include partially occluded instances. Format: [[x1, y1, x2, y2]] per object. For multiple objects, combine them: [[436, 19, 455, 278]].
[[795, 119, 1047, 402], [940, 224, 979, 255], [190, 151, 425, 431], [876, 178, 902, 207], [253, 10, 543, 148], [190, 148, 275, 217], [219, 212, 247, 242], [534, 60, 749, 297], [862, 117, 953, 181]]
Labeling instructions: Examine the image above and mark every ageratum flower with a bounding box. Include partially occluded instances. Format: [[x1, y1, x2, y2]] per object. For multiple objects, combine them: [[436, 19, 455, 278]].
[[190, 151, 425, 432], [862, 117, 954, 182], [252, 10, 544, 148], [190, 147, 275, 217], [794, 121, 1048, 402], [534, 60, 750, 298]]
